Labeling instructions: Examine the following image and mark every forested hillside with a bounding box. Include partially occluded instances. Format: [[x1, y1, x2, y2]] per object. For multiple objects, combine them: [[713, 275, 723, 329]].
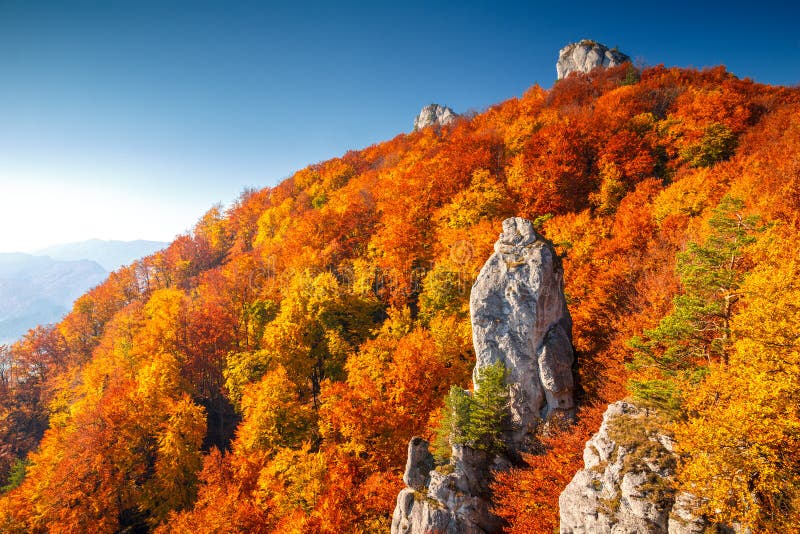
[[1, 63, 798, 533]]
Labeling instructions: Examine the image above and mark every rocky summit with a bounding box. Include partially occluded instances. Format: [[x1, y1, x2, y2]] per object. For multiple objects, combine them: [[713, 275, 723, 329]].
[[413, 103, 458, 131], [391, 217, 575, 534], [556, 40, 630, 79]]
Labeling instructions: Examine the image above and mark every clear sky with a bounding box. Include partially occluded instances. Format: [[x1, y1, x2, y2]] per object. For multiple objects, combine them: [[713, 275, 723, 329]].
[[1, 0, 797, 252]]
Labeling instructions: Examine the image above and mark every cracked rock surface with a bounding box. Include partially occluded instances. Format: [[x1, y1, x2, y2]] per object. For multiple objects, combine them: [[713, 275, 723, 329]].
[[557, 40, 630, 79]]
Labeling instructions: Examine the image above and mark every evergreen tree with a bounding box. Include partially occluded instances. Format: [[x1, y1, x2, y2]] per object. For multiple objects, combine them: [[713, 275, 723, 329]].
[[432, 385, 472, 461], [432, 361, 509, 460], [630, 196, 759, 412], [468, 362, 509, 454]]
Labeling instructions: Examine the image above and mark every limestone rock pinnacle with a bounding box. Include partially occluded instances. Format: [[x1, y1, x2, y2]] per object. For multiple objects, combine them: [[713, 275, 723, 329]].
[[557, 40, 630, 80]]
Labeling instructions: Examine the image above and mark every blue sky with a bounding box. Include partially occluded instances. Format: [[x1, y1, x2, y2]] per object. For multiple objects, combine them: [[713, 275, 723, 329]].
[[1, 0, 797, 252]]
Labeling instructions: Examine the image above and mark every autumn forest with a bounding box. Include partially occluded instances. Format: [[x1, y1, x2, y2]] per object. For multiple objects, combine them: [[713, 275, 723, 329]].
[[1, 63, 799, 532]]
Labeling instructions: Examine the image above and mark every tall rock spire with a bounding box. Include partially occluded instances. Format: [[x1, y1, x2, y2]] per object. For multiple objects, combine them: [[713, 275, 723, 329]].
[[391, 217, 576, 533], [471, 217, 575, 452]]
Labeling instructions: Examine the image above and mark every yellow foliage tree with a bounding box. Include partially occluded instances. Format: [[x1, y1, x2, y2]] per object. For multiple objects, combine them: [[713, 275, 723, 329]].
[[675, 225, 800, 532], [254, 444, 326, 525], [145, 394, 206, 524], [234, 365, 311, 455]]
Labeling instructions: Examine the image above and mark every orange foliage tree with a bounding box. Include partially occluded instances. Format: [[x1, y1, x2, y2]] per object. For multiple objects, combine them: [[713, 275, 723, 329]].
[[0, 63, 798, 533]]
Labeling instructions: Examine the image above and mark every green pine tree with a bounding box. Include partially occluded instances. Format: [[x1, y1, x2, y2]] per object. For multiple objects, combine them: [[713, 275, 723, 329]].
[[468, 362, 509, 454], [432, 384, 472, 461], [629, 196, 760, 412], [432, 361, 509, 461]]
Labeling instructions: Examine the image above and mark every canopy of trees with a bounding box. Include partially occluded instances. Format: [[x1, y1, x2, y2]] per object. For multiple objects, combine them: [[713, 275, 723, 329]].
[[0, 64, 798, 533]]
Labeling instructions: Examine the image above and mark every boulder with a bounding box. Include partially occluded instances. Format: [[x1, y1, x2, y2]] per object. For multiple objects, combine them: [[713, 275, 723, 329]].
[[560, 402, 674, 533], [402, 437, 435, 490], [391, 442, 501, 534]]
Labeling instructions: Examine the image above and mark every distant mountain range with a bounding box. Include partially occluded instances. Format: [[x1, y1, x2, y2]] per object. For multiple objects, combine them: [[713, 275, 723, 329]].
[[35, 239, 168, 272], [0, 240, 167, 345]]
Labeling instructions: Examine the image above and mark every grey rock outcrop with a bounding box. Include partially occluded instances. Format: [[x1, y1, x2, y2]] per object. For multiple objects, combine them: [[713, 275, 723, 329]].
[[471, 217, 575, 451], [403, 437, 435, 490], [557, 40, 630, 80], [392, 217, 576, 534], [413, 104, 458, 131], [559, 401, 743, 534], [391, 442, 502, 534]]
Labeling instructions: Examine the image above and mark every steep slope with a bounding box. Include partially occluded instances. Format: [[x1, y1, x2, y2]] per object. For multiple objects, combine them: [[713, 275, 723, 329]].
[[0, 61, 798, 533]]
